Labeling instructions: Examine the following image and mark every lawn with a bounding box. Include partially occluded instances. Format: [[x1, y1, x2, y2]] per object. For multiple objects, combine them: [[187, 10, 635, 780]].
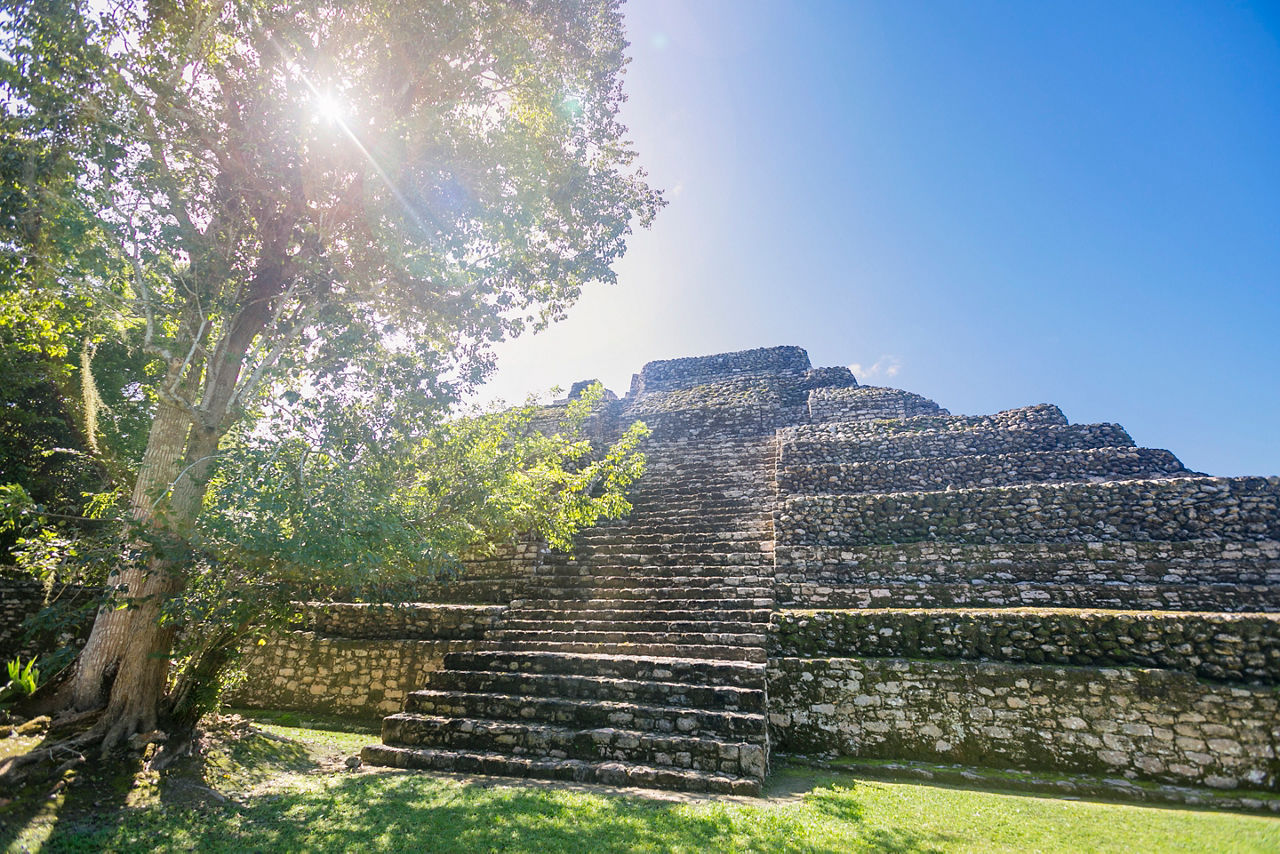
[[1, 714, 1277, 853]]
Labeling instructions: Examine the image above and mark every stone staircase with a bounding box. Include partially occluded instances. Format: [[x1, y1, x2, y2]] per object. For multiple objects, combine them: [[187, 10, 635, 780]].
[[358, 345, 1280, 799], [363, 436, 778, 794]]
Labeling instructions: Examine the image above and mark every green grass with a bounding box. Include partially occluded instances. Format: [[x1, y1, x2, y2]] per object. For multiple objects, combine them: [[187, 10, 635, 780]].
[[2, 717, 1278, 853]]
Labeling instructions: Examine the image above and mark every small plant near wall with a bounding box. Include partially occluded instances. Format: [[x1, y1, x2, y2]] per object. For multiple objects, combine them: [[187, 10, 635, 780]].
[[0, 657, 40, 706]]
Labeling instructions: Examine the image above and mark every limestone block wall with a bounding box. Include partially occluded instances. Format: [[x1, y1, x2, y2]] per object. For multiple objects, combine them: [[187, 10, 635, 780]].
[[770, 609, 1280, 685], [228, 603, 508, 718], [0, 571, 45, 659], [807, 387, 945, 423], [229, 633, 484, 718], [777, 477, 1280, 548], [768, 657, 1280, 792], [0, 569, 95, 662], [223, 548, 536, 718]]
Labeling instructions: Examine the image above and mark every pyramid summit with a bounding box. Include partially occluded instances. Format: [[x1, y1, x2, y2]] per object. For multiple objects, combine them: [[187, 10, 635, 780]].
[[214, 345, 1279, 803]]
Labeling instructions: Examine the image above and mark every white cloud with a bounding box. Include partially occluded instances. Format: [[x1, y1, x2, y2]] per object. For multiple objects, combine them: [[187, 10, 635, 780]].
[[849, 355, 903, 382]]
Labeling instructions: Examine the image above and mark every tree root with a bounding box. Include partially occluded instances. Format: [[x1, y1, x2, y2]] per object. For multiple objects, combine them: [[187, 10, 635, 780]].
[[0, 728, 98, 791]]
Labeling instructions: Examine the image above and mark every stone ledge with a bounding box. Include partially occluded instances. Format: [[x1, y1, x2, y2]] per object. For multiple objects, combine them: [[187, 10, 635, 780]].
[[770, 608, 1280, 684], [774, 755, 1280, 813]]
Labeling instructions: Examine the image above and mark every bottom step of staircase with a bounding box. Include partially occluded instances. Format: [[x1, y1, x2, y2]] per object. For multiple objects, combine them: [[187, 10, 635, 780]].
[[362, 743, 762, 795]]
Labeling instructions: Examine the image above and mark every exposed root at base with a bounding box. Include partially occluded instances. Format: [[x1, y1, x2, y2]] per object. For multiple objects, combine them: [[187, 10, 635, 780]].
[[0, 727, 98, 791]]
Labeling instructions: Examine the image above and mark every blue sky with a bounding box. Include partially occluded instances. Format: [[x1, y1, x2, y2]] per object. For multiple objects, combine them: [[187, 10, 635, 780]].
[[482, 0, 1280, 477]]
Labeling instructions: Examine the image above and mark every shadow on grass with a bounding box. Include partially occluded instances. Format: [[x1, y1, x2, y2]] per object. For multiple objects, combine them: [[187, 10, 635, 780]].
[[0, 745, 141, 854], [28, 769, 954, 854], [5, 722, 953, 854], [0, 725, 316, 852]]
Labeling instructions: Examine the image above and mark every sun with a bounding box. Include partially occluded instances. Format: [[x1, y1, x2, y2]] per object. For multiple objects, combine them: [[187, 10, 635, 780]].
[[313, 92, 348, 125]]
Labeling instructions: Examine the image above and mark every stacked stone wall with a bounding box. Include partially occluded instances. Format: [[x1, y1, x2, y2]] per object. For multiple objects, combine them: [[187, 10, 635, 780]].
[[778, 477, 1280, 547], [228, 633, 482, 718], [777, 580, 1279, 612], [778, 447, 1187, 495], [780, 421, 1131, 467], [768, 658, 1280, 792], [775, 538, 1280, 587], [630, 346, 811, 394], [807, 387, 945, 423], [0, 569, 95, 662], [0, 571, 45, 659], [783, 404, 1068, 441], [228, 602, 508, 718], [771, 609, 1280, 684], [800, 367, 857, 392]]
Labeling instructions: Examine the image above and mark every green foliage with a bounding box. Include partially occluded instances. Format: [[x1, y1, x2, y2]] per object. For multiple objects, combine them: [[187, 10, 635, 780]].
[[0, 657, 40, 705], [0, 0, 661, 726], [0, 2, 152, 562], [198, 381, 648, 591]]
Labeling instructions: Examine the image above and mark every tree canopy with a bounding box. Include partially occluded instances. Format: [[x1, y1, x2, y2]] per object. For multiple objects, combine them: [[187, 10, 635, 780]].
[[0, 0, 659, 761]]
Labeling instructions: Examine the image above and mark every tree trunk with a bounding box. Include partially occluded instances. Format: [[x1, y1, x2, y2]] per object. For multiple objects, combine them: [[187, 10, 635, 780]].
[[54, 229, 292, 751], [68, 397, 194, 711], [63, 393, 222, 750]]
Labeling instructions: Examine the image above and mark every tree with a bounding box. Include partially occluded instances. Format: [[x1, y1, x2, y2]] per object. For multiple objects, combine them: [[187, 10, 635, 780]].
[[0, 0, 660, 760]]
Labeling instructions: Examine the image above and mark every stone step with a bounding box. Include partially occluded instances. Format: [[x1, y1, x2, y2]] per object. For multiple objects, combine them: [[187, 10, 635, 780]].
[[403, 691, 768, 742], [511, 591, 775, 609], [570, 537, 768, 550], [487, 628, 768, 649], [573, 528, 773, 539], [444, 650, 767, 688], [618, 514, 761, 527], [526, 574, 773, 590], [498, 618, 767, 634], [779, 422, 1133, 467], [511, 596, 775, 611], [379, 714, 768, 779], [506, 608, 773, 624], [424, 669, 767, 713], [626, 495, 763, 508], [536, 562, 768, 578], [625, 493, 766, 505], [627, 490, 769, 505], [566, 545, 773, 559], [775, 580, 1280, 613], [476, 639, 768, 663], [528, 580, 775, 593], [528, 579, 772, 594], [361, 744, 762, 795], [516, 584, 776, 598], [523, 571, 774, 584], [546, 553, 774, 568], [778, 447, 1188, 496]]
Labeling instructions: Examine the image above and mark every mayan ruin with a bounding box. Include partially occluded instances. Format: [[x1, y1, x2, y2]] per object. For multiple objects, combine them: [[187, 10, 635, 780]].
[[201, 345, 1277, 805]]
